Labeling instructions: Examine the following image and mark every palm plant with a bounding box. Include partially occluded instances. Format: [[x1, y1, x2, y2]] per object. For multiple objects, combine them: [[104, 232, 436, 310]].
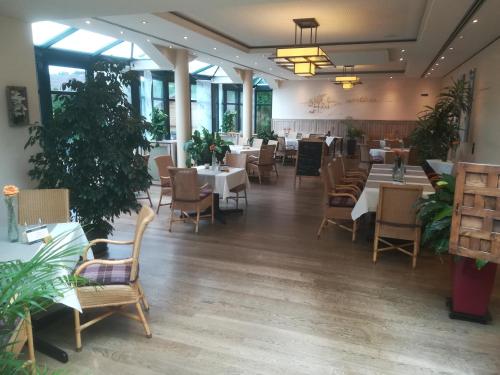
[[411, 78, 472, 162], [0, 231, 87, 374]]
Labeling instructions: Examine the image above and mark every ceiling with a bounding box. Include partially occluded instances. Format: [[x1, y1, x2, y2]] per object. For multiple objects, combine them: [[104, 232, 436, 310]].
[[2, 0, 499, 84]]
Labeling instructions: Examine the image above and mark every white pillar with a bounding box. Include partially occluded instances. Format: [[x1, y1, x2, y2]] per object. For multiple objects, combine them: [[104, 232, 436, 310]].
[[174, 49, 191, 167], [241, 70, 253, 140]]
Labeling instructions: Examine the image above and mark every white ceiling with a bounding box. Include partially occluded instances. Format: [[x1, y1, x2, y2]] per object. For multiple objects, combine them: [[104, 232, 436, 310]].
[[2, 0, 499, 84]]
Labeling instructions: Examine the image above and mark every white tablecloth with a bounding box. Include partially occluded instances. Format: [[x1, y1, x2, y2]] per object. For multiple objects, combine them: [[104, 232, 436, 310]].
[[369, 148, 410, 159], [427, 159, 454, 175], [196, 166, 250, 200], [351, 164, 434, 220], [285, 138, 299, 150], [0, 222, 91, 312], [229, 145, 260, 156]]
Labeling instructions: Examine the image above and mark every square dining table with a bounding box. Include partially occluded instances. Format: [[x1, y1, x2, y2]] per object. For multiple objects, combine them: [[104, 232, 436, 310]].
[[351, 164, 434, 220]]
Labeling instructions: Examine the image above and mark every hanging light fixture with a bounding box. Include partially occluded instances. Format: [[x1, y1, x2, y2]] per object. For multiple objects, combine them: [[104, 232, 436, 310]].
[[334, 66, 362, 89], [271, 18, 334, 77]]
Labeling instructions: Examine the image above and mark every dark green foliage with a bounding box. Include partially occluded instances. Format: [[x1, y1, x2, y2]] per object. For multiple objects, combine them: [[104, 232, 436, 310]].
[[253, 125, 278, 145], [184, 128, 232, 167], [221, 110, 237, 133], [150, 107, 168, 141], [25, 62, 151, 236], [346, 126, 363, 139], [410, 78, 472, 163]]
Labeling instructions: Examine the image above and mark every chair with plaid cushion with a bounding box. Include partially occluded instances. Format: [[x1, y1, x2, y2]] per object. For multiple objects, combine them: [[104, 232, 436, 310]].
[[317, 162, 359, 241], [73, 205, 155, 351], [168, 167, 214, 233], [154, 155, 175, 213]]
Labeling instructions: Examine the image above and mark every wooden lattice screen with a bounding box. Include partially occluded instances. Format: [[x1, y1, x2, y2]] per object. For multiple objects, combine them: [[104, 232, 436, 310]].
[[449, 162, 500, 263]]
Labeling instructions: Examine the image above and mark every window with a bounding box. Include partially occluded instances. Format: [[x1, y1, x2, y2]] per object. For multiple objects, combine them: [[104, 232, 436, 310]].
[[48, 65, 86, 113], [152, 79, 164, 110], [102, 41, 132, 58], [222, 85, 242, 131], [255, 90, 272, 131]]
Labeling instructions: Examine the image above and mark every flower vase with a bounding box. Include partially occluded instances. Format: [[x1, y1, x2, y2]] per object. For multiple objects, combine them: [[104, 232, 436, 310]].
[[5, 196, 19, 242], [211, 152, 217, 171], [392, 156, 405, 182]]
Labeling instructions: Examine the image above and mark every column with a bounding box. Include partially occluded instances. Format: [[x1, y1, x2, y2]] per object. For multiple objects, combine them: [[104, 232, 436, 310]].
[[174, 49, 191, 167], [241, 69, 253, 141]]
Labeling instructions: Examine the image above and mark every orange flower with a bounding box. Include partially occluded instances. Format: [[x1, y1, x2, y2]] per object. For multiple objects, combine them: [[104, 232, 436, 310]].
[[3, 185, 19, 197], [209, 144, 216, 152]]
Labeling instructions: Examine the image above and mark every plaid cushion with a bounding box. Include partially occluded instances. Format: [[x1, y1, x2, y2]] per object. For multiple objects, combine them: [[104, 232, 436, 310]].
[[372, 156, 384, 163], [80, 263, 133, 285], [329, 195, 356, 207], [200, 187, 212, 199]]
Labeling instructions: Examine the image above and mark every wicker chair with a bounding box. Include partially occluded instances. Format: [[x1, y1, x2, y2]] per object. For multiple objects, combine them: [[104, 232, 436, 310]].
[[332, 158, 364, 194], [373, 184, 423, 268], [18, 189, 70, 225], [73, 205, 155, 351], [168, 168, 214, 233], [3, 309, 35, 372], [225, 153, 248, 208], [252, 138, 264, 149], [136, 155, 153, 208], [154, 155, 175, 214], [276, 136, 297, 165], [247, 145, 278, 184], [339, 155, 367, 182], [317, 162, 359, 241]]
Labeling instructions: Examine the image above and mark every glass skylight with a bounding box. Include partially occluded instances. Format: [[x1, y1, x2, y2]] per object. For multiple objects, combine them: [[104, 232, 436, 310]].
[[132, 44, 148, 59], [214, 67, 228, 77], [189, 60, 211, 74], [32, 21, 71, 46], [102, 41, 132, 58], [198, 65, 218, 77], [51, 29, 117, 53]]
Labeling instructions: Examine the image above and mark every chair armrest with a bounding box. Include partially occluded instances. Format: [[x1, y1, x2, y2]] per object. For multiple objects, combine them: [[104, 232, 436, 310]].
[[74, 258, 134, 277], [328, 192, 358, 203], [337, 184, 361, 194], [82, 239, 134, 261]]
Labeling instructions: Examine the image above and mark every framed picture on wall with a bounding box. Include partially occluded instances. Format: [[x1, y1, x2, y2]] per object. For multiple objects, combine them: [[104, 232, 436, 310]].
[[6, 86, 29, 126]]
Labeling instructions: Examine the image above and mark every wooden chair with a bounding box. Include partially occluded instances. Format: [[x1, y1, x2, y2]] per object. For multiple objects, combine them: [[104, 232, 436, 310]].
[[373, 184, 423, 268], [276, 136, 297, 165], [252, 138, 263, 149], [168, 168, 214, 233], [225, 153, 248, 208], [267, 140, 278, 158], [317, 162, 359, 241], [135, 155, 152, 208], [18, 189, 70, 225], [73, 205, 155, 351], [154, 155, 175, 214], [332, 158, 364, 194], [247, 145, 278, 184], [340, 155, 367, 181], [3, 309, 35, 373]]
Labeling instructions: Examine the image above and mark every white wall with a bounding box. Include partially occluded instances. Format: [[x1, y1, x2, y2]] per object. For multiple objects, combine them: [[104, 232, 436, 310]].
[[0, 16, 40, 225], [444, 39, 500, 165], [272, 77, 441, 121]]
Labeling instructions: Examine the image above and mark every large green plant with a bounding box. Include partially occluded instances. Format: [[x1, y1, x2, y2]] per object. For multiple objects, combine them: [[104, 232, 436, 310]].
[[415, 174, 486, 269], [221, 110, 237, 133], [184, 128, 232, 167], [150, 107, 168, 141], [0, 231, 86, 374], [253, 125, 278, 145], [346, 126, 363, 140], [25, 62, 151, 237], [411, 78, 472, 162]]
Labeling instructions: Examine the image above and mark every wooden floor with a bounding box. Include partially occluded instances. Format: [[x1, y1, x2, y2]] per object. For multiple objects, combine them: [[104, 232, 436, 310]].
[[39, 164, 500, 375]]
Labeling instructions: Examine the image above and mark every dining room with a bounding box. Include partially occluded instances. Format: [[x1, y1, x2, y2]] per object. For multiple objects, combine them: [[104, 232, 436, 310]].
[[1, 0, 500, 374]]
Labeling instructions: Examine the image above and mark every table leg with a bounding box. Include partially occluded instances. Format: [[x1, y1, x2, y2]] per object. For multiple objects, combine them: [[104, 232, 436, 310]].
[[34, 336, 69, 363], [32, 306, 71, 363]]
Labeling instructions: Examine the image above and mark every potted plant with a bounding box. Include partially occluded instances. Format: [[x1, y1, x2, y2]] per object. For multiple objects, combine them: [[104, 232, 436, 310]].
[[410, 78, 471, 163], [416, 174, 496, 323], [251, 125, 278, 146], [221, 110, 237, 133], [346, 125, 363, 156], [25, 62, 151, 255], [150, 107, 168, 142], [184, 128, 232, 167], [0, 231, 86, 374]]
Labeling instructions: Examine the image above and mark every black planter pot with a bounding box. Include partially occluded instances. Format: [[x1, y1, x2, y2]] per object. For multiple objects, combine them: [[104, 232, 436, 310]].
[[85, 227, 109, 258], [346, 139, 357, 156]]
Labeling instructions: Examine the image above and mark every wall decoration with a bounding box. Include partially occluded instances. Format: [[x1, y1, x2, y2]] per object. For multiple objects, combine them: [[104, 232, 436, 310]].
[[6, 86, 29, 126]]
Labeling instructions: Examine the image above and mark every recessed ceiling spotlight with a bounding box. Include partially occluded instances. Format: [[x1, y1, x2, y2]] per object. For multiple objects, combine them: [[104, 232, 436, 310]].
[[390, 76, 393, 79], [183, 36, 188, 40], [449, 47, 454, 50], [441, 56, 445, 60], [431, 68, 434, 71], [435, 63, 439, 66], [399, 57, 404, 61], [459, 35, 464, 39], [213, 47, 217, 50], [169, 45, 173, 49], [235, 55, 239, 58], [119, 30, 124, 35], [141, 20, 148, 24], [427, 72, 431, 75], [401, 49, 406, 53], [146, 39, 151, 42], [85, 20, 91, 25], [473, 19, 478, 23]]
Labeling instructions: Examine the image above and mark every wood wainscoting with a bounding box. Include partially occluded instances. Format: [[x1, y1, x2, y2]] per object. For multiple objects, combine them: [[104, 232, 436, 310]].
[[272, 119, 418, 140]]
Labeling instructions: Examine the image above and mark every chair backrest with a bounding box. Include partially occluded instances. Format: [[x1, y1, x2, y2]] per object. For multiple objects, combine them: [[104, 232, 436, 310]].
[[226, 153, 247, 169], [407, 146, 419, 166], [258, 145, 275, 165], [18, 189, 70, 225], [154, 155, 175, 179], [384, 151, 396, 164], [376, 184, 423, 240], [288, 131, 297, 139], [168, 168, 200, 202], [359, 144, 370, 163], [267, 140, 278, 147], [368, 140, 380, 149], [277, 136, 286, 151], [130, 205, 155, 281], [252, 138, 263, 149]]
